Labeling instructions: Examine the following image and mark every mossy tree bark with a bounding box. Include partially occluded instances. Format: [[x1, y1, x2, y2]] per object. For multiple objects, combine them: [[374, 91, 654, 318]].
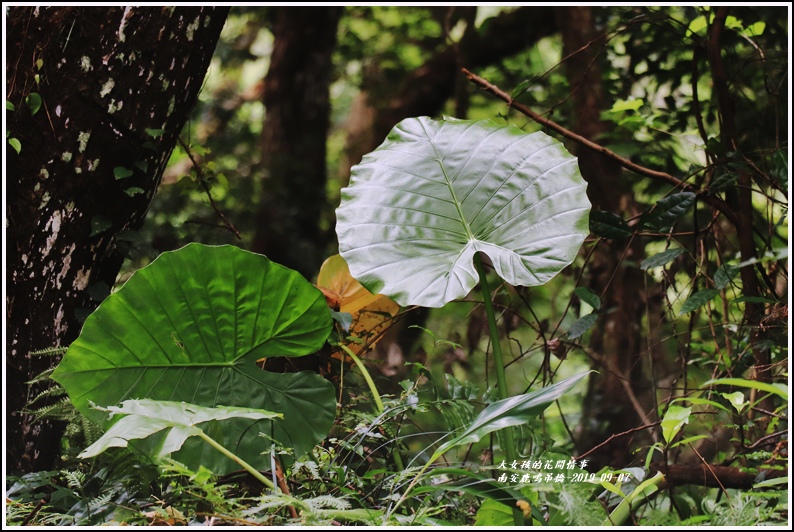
[[5, 6, 229, 474]]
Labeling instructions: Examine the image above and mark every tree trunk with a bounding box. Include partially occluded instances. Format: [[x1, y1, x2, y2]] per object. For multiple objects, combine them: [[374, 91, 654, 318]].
[[251, 7, 343, 278], [556, 6, 652, 469], [6, 6, 229, 474]]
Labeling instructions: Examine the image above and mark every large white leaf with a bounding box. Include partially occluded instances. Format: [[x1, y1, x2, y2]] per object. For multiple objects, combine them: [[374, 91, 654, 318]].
[[337, 117, 591, 307]]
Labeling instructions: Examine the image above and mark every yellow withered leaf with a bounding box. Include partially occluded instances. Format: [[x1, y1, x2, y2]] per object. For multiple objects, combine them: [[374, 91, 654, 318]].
[[316, 254, 400, 357]]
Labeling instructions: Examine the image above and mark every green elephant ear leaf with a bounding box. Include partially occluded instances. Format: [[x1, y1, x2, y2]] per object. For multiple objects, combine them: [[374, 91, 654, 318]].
[[52, 243, 335, 474], [336, 117, 591, 308]]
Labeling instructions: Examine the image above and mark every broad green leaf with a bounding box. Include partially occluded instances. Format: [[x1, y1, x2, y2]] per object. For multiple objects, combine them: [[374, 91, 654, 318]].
[[474, 498, 516, 526], [678, 288, 719, 315], [52, 244, 335, 474], [640, 192, 696, 230], [686, 15, 708, 37], [337, 117, 591, 308], [714, 263, 740, 290], [26, 92, 42, 116], [589, 210, 632, 239], [702, 378, 788, 402], [567, 313, 599, 340], [8, 137, 21, 154], [434, 372, 590, 458], [661, 405, 691, 445], [640, 248, 685, 270], [145, 128, 165, 138], [720, 391, 748, 414], [6, 100, 15, 111], [608, 98, 643, 113], [574, 287, 601, 310], [744, 21, 765, 36], [79, 399, 281, 459]]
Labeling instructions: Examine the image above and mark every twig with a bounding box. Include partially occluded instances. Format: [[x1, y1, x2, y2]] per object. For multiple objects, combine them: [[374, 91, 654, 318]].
[[689, 441, 728, 497], [22, 498, 47, 526], [747, 430, 787, 450], [461, 68, 740, 228], [274, 459, 299, 519], [177, 137, 242, 240], [575, 422, 661, 461]]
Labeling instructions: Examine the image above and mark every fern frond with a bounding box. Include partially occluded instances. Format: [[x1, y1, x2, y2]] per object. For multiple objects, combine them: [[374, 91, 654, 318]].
[[292, 460, 321, 480], [29, 346, 68, 357], [61, 469, 86, 490], [24, 397, 75, 421], [88, 490, 113, 511], [26, 384, 66, 406], [305, 495, 351, 511]]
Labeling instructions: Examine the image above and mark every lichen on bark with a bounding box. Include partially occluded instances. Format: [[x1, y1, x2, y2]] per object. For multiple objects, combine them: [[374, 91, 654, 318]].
[[5, 5, 230, 474]]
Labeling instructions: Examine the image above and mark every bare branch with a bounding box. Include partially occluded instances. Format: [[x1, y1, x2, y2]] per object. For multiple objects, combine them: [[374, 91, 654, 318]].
[[461, 68, 740, 228]]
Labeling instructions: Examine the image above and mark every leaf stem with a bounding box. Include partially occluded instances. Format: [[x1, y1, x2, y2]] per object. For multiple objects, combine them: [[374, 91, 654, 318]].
[[473, 252, 524, 526], [339, 344, 405, 472], [339, 344, 384, 413], [197, 431, 276, 490]]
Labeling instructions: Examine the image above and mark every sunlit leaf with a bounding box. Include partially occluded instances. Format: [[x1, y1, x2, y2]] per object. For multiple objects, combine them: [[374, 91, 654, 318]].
[[8, 138, 21, 154], [337, 117, 591, 308], [79, 399, 281, 460], [661, 405, 691, 445], [608, 98, 643, 113], [316, 254, 400, 356], [52, 244, 335, 473], [720, 391, 747, 414], [434, 372, 590, 458], [474, 498, 515, 526], [703, 378, 788, 402], [686, 15, 708, 37]]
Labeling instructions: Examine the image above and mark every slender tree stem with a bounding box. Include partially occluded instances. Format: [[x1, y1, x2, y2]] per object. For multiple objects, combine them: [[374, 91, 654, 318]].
[[339, 344, 384, 413], [474, 252, 524, 526], [339, 344, 405, 472], [198, 432, 276, 490]]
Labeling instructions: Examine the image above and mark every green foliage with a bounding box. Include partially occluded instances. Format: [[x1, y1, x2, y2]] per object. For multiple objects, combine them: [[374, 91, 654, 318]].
[[337, 116, 591, 308], [52, 244, 336, 474], [14, 5, 788, 527]]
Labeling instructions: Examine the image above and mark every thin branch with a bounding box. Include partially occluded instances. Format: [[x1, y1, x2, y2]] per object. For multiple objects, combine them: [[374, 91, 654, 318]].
[[177, 137, 241, 240], [462, 68, 740, 227], [575, 422, 661, 461]]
